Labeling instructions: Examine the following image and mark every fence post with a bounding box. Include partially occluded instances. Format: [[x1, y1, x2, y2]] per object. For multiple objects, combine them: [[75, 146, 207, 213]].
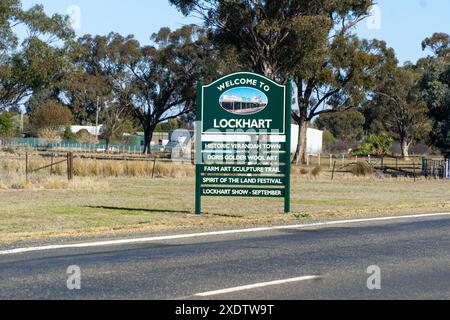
[[25, 151, 29, 181], [152, 156, 157, 178], [50, 153, 54, 176], [431, 160, 435, 178], [71, 152, 74, 180], [67, 152, 74, 181], [446, 159, 449, 179], [331, 161, 337, 181], [446, 159, 450, 179], [422, 157, 427, 177], [67, 152, 69, 180]]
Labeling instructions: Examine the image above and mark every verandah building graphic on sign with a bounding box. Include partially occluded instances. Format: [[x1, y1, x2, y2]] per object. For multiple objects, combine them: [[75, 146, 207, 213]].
[[195, 72, 292, 214]]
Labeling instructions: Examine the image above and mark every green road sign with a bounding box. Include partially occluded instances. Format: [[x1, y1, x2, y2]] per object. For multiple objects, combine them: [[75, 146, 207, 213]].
[[201, 176, 286, 186], [202, 153, 286, 164], [200, 164, 285, 174], [201, 187, 285, 198], [195, 72, 292, 214], [200, 72, 287, 135], [202, 142, 285, 152]]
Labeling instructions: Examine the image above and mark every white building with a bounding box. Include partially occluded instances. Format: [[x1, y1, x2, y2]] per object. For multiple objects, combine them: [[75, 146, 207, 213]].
[[70, 125, 103, 136], [291, 125, 323, 155]]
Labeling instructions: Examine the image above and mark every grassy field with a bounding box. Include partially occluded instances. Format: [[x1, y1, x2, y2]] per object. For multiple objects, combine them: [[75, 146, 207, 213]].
[[0, 174, 449, 244]]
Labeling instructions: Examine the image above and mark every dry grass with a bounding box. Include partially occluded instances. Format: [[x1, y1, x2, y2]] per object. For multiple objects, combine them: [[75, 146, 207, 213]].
[[0, 150, 448, 245], [0, 150, 431, 179], [0, 174, 448, 244], [351, 161, 374, 176], [0, 155, 195, 178], [37, 128, 63, 142], [311, 165, 322, 177], [0, 174, 109, 191], [292, 166, 310, 175], [73, 159, 195, 178]]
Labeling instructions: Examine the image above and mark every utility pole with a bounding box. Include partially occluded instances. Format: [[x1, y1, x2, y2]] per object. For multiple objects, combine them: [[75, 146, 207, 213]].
[[96, 96, 100, 136], [20, 112, 24, 135]]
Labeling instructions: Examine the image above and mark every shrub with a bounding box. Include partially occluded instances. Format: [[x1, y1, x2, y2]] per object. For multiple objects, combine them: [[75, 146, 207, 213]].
[[10, 180, 30, 190], [300, 168, 309, 175], [64, 127, 77, 142], [29, 100, 72, 135], [38, 128, 63, 142], [352, 134, 393, 156], [351, 162, 374, 176], [0, 113, 15, 137], [2, 147, 16, 154], [76, 129, 99, 144], [311, 166, 322, 177]]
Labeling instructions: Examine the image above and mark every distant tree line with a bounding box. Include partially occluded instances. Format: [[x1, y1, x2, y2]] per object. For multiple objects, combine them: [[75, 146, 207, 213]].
[[0, 0, 449, 160]]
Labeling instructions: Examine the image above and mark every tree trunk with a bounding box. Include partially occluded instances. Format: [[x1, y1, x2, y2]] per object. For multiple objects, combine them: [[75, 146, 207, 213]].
[[261, 62, 274, 79], [105, 136, 111, 153], [293, 118, 308, 165], [143, 124, 156, 155], [401, 138, 411, 161]]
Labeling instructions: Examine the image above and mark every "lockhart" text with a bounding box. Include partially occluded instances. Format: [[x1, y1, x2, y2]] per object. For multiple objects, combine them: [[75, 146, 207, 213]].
[[214, 119, 273, 129]]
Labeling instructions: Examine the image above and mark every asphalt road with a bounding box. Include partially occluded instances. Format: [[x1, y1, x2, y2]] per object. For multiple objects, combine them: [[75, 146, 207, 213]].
[[1, 215, 450, 300]]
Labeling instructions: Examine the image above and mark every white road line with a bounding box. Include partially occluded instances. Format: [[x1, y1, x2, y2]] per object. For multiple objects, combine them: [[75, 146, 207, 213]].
[[1, 212, 450, 256], [194, 276, 321, 297]]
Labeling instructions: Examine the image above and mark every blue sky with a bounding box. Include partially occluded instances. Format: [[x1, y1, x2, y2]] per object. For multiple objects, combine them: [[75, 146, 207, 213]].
[[22, 0, 450, 64]]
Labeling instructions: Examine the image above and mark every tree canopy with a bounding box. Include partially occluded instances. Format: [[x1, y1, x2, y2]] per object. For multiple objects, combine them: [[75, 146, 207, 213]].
[[0, 1, 448, 161], [420, 33, 450, 157], [28, 100, 73, 135], [315, 109, 366, 142], [118, 25, 217, 153], [170, 0, 397, 163], [0, 0, 74, 110], [368, 65, 431, 159], [0, 112, 15, 136]]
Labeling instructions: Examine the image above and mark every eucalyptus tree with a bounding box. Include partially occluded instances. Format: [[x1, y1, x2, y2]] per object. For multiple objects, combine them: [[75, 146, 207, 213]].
[[422, 33, 450, 60], [420, 33, 450, 158], [55, 34, 121, 124], [315, 109, 366, 143], [369, 66, 431, 159], [0, 0, 74, 110], [117, 25, 217, 154], [170, 0, 396, 163], [76, 26, 216, 154]]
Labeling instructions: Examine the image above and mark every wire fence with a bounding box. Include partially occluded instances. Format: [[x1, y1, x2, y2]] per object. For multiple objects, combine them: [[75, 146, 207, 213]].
[[0, 149, 185, 182], [305, 153, 449, 179], [422, 158, 450, 179], [0, 138, 169, 155], [1, 141, 448, 179], [306, 153, 424, 169]]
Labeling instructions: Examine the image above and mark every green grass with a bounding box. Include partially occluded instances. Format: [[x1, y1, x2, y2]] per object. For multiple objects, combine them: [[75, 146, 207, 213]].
[[0, 175, 449, 244]]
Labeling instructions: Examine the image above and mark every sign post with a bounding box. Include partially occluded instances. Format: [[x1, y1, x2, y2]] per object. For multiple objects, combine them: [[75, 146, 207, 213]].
[[195, 79, 203, 215], [284, 78, 292, 213], [195, 72, 291, 215]]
